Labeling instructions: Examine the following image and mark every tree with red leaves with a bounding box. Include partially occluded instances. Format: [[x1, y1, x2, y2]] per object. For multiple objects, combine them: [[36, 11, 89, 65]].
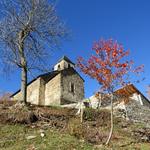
[[77, 38, 144, 145]]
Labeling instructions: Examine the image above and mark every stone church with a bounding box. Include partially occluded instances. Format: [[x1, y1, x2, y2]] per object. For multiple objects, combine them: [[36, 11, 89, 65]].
[[11, 56, 84, 106]]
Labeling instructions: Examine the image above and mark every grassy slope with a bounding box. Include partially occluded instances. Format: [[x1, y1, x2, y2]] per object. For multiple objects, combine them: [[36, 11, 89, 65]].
[[0, 123, 150, 150], [0, 104, 150, 150], [0, 123, 93, 150]]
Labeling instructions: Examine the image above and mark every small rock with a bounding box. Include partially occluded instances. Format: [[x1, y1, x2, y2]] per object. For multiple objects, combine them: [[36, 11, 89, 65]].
[[79, 139, 85, 143], [26, 135, 36, 140], [121, 124, 127, 128], [40, 133, 45, 137], [141, 135, 149, 142]]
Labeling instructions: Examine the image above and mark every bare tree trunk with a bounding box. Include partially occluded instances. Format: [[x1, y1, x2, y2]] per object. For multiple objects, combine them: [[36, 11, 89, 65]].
[[97, 94, 102, 109], [21, 66, 27, 104], [106, 94, 113, 145], [0, 0, 68, 105], [19, 31, 28, 105], [80, 102, 84, 123]]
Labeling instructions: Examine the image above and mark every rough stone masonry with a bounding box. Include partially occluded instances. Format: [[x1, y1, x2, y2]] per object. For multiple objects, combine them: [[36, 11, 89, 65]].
[[11, 56, 84, 106]]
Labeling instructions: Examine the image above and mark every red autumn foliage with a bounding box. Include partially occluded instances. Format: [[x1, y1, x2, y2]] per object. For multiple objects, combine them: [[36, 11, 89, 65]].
[[77, 39, 144, 92], [77, 38, 144, 145]]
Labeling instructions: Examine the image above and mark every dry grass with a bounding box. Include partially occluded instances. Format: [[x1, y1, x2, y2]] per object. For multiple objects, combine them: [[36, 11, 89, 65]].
[[0, 101, 150, 149]]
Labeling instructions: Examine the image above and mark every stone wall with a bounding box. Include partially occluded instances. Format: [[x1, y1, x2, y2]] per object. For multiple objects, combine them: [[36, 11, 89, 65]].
[[44, 74, 61, 106], [61, 70, 84, 104], [12, 91, 22, 101], [12, 78, 41, 105], [130, 93, 143, 105], [125, 100, 150, 127], [12, 68, 85, 106], [39, 78, 45, 106]]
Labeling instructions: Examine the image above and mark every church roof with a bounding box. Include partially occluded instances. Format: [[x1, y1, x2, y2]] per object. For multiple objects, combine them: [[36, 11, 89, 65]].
[[57, 56, 75, 65], [10, 70, 60, 97]]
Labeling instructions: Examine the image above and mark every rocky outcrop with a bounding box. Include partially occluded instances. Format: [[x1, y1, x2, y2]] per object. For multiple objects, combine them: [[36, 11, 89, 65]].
[[127, 100, 150, 124], [115, 99, 150, 127]]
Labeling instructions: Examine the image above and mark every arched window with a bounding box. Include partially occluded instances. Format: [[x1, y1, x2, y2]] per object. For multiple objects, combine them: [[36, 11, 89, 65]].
[[57, 64, 60, 70], [70, 82, 75, 94]]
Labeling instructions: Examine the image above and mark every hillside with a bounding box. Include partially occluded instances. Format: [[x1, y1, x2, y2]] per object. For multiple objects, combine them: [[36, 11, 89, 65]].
[[0, 101, 150, 150]]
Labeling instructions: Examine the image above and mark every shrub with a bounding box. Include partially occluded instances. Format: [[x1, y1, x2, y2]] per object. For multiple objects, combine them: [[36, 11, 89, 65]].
[[68, 118, 86, 139], [67, 116, 108, 144], [83, 108, 110, 126], [84, 129, 107, 144], [0, 105, 38, 124], [83, 108, 97, 121]]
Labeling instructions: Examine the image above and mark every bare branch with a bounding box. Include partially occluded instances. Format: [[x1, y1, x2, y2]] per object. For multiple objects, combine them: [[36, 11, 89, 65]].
[[0, 0, 68, 103]]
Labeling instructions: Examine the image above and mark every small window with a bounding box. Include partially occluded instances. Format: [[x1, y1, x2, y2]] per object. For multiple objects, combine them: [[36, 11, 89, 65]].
[[68, 64, 71, 68], [58, 64, 60, 69], [70, 82, 75, 94]]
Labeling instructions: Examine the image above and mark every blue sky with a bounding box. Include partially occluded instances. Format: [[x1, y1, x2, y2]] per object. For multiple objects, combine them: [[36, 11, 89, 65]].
[[0, 0, 150, 98]]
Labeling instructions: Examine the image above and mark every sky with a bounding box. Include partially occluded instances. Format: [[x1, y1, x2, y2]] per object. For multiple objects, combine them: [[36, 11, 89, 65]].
[[0, 0, 150, 98]]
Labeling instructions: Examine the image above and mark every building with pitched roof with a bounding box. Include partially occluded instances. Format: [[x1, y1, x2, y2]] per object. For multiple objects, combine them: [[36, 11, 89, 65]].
[[88, 84, 150, 109], [11, 56, 84, 106]]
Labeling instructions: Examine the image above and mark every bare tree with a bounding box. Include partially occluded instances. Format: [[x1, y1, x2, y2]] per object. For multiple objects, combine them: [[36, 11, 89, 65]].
[[0, 0, 68, 104]]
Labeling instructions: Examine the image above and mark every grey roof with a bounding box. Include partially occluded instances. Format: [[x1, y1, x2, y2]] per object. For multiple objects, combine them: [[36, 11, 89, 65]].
[[10, 70, 60, 97], [57, 56, 75, 65]]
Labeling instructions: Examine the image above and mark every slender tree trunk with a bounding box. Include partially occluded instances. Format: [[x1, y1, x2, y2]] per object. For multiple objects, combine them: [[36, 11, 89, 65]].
[[80, 102, 84, 123], [18, 31, 28, 104], [21, 66, 27, 104], [106, 94, 114, 145], [97, 94, 102, 109]]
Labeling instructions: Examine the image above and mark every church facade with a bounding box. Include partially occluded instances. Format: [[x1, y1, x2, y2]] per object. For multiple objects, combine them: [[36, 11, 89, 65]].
[[11, 56, 84, 106]]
